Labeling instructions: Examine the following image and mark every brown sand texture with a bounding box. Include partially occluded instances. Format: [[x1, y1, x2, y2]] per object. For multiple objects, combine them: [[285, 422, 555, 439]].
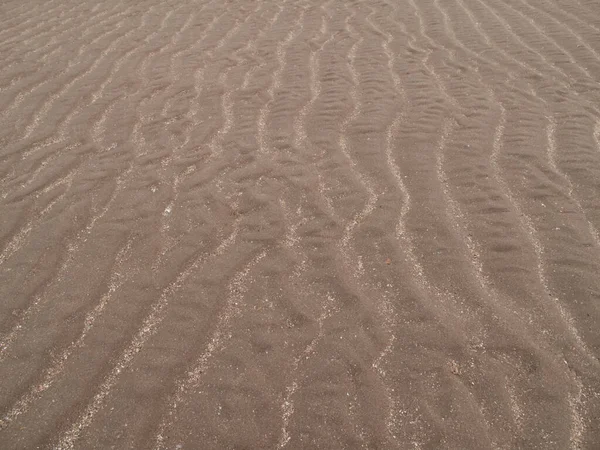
[[1, 0, 600, 448]]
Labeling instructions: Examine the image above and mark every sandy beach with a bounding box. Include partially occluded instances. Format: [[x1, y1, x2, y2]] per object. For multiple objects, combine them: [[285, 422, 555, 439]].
[[1, 0, 600, 448]]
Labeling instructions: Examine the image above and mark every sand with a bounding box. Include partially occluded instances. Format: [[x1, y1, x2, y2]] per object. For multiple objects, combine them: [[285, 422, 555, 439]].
[[1, 0, 600, 448]]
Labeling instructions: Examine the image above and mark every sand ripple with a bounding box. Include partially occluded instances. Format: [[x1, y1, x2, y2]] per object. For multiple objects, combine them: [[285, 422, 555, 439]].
[[1, 0, 600, 448]]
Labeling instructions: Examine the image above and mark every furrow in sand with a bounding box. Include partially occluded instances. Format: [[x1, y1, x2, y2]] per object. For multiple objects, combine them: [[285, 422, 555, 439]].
[[128, 8, 178, 129], [396, 8, 572, 427], [335, 7, 396, 446], [133, 5, 300, 446], [0, 1, 60, 38], [152, 249, 266, 450], [151, 1, 223, 265], [0, 237, 135, 430], [21, 5, 179, 141], [0, 0, 87, 55], [0, 143, 82, 269], [165, 0, 236, 86], [0, 5, 168, 274], [491, 83, 598, 372], [53, 222, 241, 450], [595, 120, 600, 156], [206, 70, 235, 159], [567, 0, 600, 24], [426, 1, 536, 298], [126, 4, 211, 157], [207, 15, 243, 59], [434, 119, 498, 444], [454, 0, 600, 130], [274, 201, 335, 450], [4, 6, 258, 440], [381, 0, 424, 68], [0, 154, 94, 358], [0, 0, 86, 41], [362, 5, 412, 442], [429, 0, 595, 421], [268, 2, 339, 427], [276, 297, 336, 449], [360, 3, 498, 445], [490, 101, 597, 366], [156, 2, 265, 269], [515, 0, 600, 67], [0, 145, 82, 350], [0, 8, 120, 126], [539, 0, 600, 41], [27, 1, 127, 58], [0, 1, 214, 418], [555, 0, 600, 36], [87, 5, 160, 106], [378, 9, 508, 442], [186, 8, 230, 121], [569, 373, 585, 450], [444, 0, 598, 425], [1, 5, 155, 200], [491, 0, 593, 80], [2, 141, 66, 200], [470, 0, 572, 82], [292, 9, 339, 222], [165, 11, 199, 81], [257, 6, 306, 158], [431, 3, 554, 435], [436, 119, 492, 312], [0, 1, 120, 76], [7, 3, 135, 89], [50, 4, 211, 232], [0, 0, 228, 391], [254, 3, 372, 445], [339, 13, 375, 254], [412, 0, 509, 305], [453, 0, 548, 81], [384, 123, 427, 291], [293, 14, 329, 149], [169, 10, 250, 168], [545, 116, 600, 249], [406, 0, 460, 110], [432, 0, 541, 110], [451, 0, 600, 118], [0, 2, 133, 123], [201, 7, 333, 441], [432, 0, 530, 100], [242, 1, 289, 90], [413, 0, 596, 128], [2, 0, 600, 448], [275, 12, 351, 443]]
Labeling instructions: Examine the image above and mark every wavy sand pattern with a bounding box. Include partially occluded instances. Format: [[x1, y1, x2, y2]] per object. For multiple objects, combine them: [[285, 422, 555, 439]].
[[1, 0, 600, 448]]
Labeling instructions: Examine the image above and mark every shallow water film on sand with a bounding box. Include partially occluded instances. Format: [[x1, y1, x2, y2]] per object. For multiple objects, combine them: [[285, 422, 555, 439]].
[[1, 0, 600, 448]]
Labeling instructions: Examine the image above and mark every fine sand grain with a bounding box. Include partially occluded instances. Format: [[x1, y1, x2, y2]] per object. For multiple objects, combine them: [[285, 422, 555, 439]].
[[1, 0, 600, 448]]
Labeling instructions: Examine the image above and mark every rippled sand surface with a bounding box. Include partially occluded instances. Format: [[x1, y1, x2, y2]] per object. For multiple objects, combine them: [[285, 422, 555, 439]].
[[1, 0, 600, 448]]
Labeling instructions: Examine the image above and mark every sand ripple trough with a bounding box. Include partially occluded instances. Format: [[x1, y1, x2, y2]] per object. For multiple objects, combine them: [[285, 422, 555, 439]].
[[1, 0, 600, 448]]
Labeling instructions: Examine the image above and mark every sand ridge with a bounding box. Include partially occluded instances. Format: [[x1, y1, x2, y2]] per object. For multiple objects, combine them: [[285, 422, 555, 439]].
[[1, 0, 600, 448]]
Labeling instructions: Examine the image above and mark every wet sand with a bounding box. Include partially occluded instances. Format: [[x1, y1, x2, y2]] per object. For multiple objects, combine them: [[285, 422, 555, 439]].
[[1, 0, 600, 448]]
